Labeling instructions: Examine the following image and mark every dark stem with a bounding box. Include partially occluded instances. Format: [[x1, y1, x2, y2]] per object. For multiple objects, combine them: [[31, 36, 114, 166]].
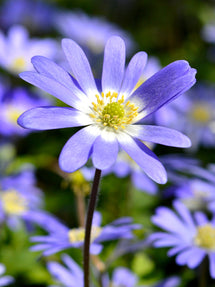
[[84, 169, 102, 287]]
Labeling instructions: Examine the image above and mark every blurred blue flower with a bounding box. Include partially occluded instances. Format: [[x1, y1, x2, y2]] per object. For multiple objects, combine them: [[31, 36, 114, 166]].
[[30, 211, 140, 256], [18, 36, 195, 184], [173, 179, 215, 212], [0, 25, 58, 74], [155, 83, 215, 149], [54, 10, 135, 55], [0, 168, 44, 230], [0, 86, 51, 137], [149, 200, 215, 278], [0, 264, 14, 286]]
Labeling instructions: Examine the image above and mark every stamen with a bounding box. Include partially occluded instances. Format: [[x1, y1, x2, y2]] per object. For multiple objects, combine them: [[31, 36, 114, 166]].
[[194, 224, 215, 250], [90, 91, 139, 130]]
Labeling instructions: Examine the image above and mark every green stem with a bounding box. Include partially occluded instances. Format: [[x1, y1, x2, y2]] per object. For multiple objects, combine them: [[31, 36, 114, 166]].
[[84, 169, 102, 287]]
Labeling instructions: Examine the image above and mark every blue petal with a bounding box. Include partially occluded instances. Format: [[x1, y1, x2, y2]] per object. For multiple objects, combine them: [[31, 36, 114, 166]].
[[117, 133, 167, 184], [18, 107, 93, 130], [92, 131, 118, 170], [129, 60, 196, 119], [59, 125, 100, 172], [62, 38, 99, 101], [126, 125, 191, 147], [119, 51, 148, 100], [102, 36, 125, 94]]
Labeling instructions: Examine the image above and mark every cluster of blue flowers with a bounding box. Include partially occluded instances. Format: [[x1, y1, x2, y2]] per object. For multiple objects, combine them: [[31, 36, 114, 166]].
[[1, 0, 215, 286]]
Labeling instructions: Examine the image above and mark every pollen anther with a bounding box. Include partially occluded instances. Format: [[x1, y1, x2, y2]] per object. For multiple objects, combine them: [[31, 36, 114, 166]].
[[90, 92, 138, 130]]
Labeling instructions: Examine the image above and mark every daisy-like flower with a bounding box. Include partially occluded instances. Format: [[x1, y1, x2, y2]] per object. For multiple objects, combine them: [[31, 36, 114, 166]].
[[0, 86, 51, 137], [0, 168, 44, 230], [156, 83, 215, 149], [0, 25, 58, 74], [18, 36, 196, 184], [149, 200, 215, 279], [102, 267, 138, 287], [0, 264, 14, 286], [30, 211, 140, 256]]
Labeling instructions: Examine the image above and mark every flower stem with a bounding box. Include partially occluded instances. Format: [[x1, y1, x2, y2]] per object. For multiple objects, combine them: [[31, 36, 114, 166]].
[[84, 168, 102, 287]]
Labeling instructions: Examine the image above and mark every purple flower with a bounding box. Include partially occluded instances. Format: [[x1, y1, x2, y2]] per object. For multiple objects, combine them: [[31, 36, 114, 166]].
[[18, 36, 196, 184], [30, 211, 140, 256], [149, 200, 215, 279], [173, 179, 215, 212], [0, 25, 58, 74], [155, 83, 215, 149], [0, 264, 14, 286], [55, 11, 135, 55], [0, 168, 44, 230], [0, 86, 51, 137]]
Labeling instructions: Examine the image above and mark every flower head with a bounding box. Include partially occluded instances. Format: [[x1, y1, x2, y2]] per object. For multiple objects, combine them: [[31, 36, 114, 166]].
[[18, 36, 196, 184], [0, 86, 51, 137], [0, 169, 44, 230], [149, 200, 215, 279], [30, 211, 140, 256], [0, 25, 58, 74]]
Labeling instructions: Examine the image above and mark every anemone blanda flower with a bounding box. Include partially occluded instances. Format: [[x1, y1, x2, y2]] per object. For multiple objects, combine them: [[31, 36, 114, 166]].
[[0, 264, 14, 287], [149, 200, 215, 279], [0, 25, 58, 74], [0, 86, 51, 137], [30, 211, 140, 256], [0, 168, 44, 230], [155, 83, 215, 149], [18, 36, 196, 184]]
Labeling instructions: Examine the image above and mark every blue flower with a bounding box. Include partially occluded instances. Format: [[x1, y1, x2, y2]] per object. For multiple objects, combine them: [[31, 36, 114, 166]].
[[30, 211, 140, 256], [0, 25, 58, 74], [0, 168, 44, 230], [149, 200, 215, 279], [0, 86, 51, 137], [18, 36, 196, 184], [0, 264, 14, 286], [155, 83, 215, 149]]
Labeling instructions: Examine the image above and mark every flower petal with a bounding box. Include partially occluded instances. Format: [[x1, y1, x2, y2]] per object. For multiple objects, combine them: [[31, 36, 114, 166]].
[[59, 125, 100, 172], [62, 38, 99, 101], [119, 51, 148, 100], [20, 71, 87, 111], [129, 60, 196, 119], [102, 36, 126, 94], [92, 130, 118, 170], [117, 132, 167, 184], [31, 56, 90, 103], [18, 107, 93, 130], [126, 125, 191, 147], [176, 247, 205, 268]]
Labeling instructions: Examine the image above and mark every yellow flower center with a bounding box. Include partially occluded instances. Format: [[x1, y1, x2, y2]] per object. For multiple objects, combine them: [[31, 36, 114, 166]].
[[11, 57, 26, 72], [68, 226, 102, 243], [190, 105, 211, 123], [1, 190, 27, 215], [194, 224, 215, 250], [5, 105, 22, 125], [90, 92, 138, 130]]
